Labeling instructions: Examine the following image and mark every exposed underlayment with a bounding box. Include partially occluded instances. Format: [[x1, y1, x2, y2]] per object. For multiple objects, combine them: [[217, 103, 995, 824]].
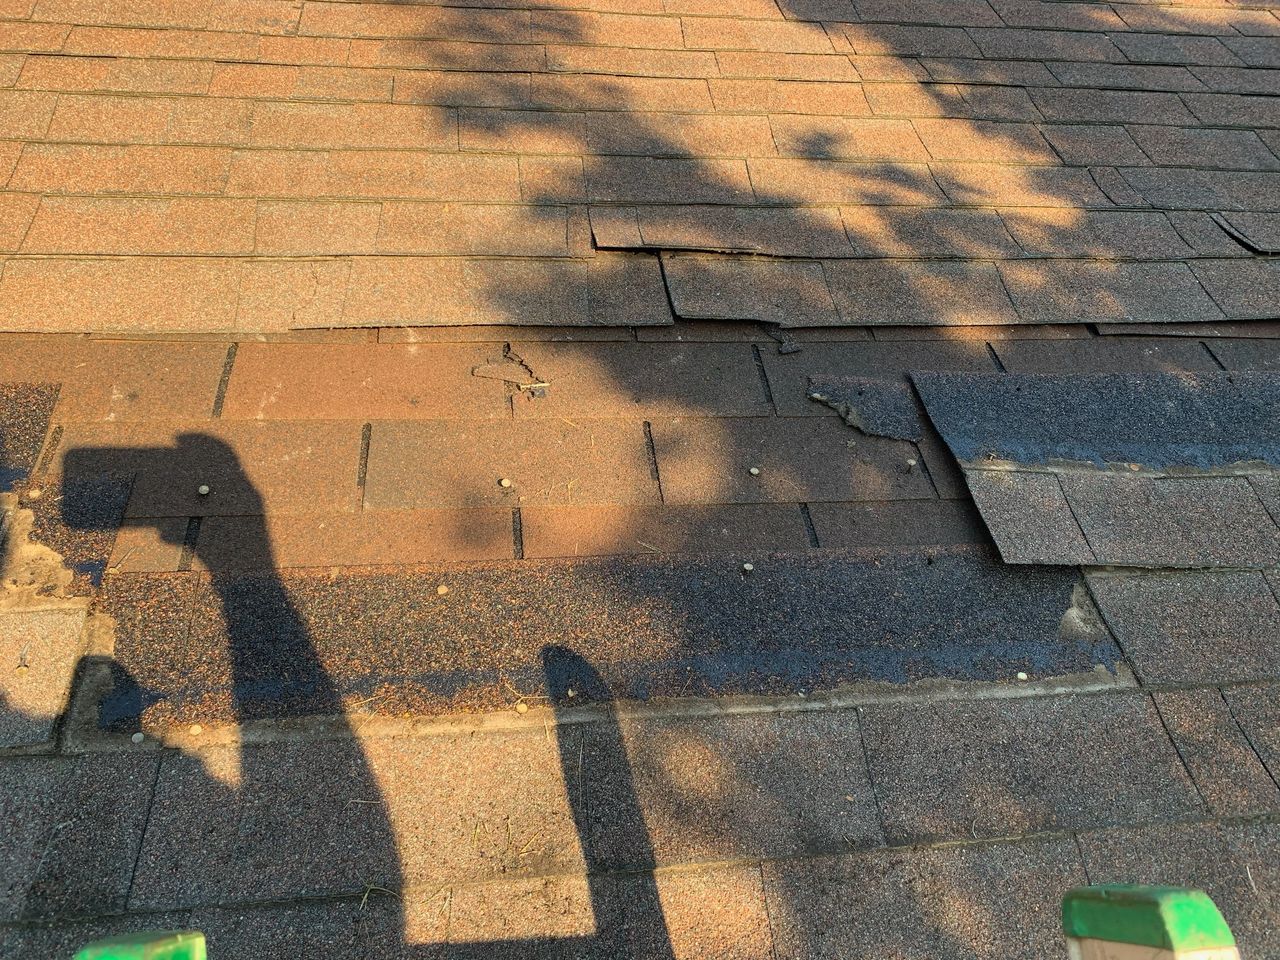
[[95, 547, 1120, 728], [912, 371, 1280, 566]]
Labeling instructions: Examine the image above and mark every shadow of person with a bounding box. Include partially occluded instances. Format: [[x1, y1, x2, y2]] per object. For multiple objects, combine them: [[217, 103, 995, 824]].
[[61, 433, 407, 949], [57, 433, 675, 958]]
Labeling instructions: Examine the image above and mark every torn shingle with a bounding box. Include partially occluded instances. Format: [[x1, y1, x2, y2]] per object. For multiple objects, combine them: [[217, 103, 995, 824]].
[[806, 375, 923, 441]]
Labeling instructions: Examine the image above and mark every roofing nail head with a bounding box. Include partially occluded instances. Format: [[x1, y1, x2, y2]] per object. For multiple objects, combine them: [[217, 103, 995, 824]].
[[197, 484, 210, 496], [130, 732, 145, 744], [515, 702, 529, 714], [437, 585, 449, 596], [499, 477, 512, 488], [742, 562, 754, 573], [749, 466, 761, 476], [1016, 671, 1029, 681]]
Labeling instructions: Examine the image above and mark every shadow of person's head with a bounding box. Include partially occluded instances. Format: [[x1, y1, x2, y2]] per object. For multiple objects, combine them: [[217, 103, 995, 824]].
[[61, 432, 263, 542]]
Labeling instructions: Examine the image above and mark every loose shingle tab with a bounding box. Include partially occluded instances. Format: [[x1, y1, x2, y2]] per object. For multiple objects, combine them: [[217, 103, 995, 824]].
[[913, 372, 1280, 567], [912, 371, 1280, 470]]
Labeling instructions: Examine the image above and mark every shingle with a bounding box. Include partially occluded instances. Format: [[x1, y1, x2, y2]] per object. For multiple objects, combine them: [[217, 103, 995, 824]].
[[1061, 472, 1280, 568], [649, 416, 933, 503], [761, 340, 995, 417], [824, 260, 1020, 326], [1087, 569, 1280, 684], [1112, 33, 1244, 67], [1039, 124, 1149, 165], [771, 116, 930, 161], [584, 156, 754, 203], [717, 51, 860, 81], [0, 608, 88, 748], [102, 551, 1122, 723], [963, 469, 1095, 565], [0, 382, 57, 488], [364, 419, 660, 509], [841, 24, 982, 57], [708, 78, 872, 115], [343, 256, 672, 328], [1207, 338, 1280, 371], [1217, 212, 1280, 253], [1223, 36, 1280, 68], [521, 503, 811, 557], [992, 336, 1219, 374], [808, 499, 987, 548], [1128, 125, 1280, 171], [507, 341, 773, 418], [854, 0, 1002, 27], [0, 753, 160, 922], [1191, 66, 1280, 96], [863, 82, 968, 117], [194, 509, 516, 569], [595, 205, 855, 258], [682, 16, 835, 54], [131, 730, 584, 909], [1171, 211, 1258, 257], [764, 836, 1086, 960], [54, 420, 364, 517], [1121, 168, 1280, 212], [749, 158, 947, 205], [1191, 259, 1280, 320], [849, 55, 931, 81], [999, 261, 1225, 325], [841, 207, 1022, 257], [999, 210, 1194, 259], [805, 374, 924, 440], [991, 0, 1123, 31], [585, 112, 778, 158], [932, 163, 1112, 206], [914, 118, 1056, 163], [1153, 688, 1280, 816], [921, 57, 1057, 86], [1046, 60, 1206, 92], [1113, 5, 1280, 37], [969, 27, 1121, 61], [585, 711, 882, 867], [662, 255, 840, 326], [1182, 91, 1280, 127], [1223, 684, 1280, 794], [956, 84, 1042, 121], [862, 693, 1200, 843], [1030, 87, 1196, 124]]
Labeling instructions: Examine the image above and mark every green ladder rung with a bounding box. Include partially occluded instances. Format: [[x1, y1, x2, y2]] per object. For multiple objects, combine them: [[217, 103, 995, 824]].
[[1064, 886, 1238, 959], [74, 930, 206, 960]]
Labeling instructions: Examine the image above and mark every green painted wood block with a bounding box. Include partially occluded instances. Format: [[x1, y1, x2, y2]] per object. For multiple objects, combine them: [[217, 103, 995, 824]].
[[1064, 886, 1237, 960], [73, 931, 206, 960]]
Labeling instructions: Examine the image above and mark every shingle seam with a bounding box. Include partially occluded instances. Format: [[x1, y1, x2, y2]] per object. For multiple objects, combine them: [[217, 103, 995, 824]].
[[1149, 691, 1212, 811], [1219, 685, 1280, 795]]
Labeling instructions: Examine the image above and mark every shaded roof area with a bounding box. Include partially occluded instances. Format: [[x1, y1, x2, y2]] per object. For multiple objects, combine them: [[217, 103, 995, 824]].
[[0, 0, 1277, 331]]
